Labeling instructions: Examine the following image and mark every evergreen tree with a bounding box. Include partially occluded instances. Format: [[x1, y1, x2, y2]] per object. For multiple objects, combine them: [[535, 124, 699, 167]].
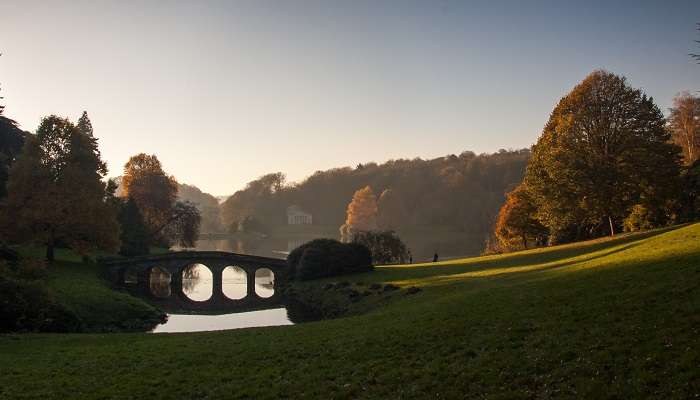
[[76, 111, 94, 137], [525, 70, 682, 242], [117, 197, 149, 256], [2, 115, 120, 261], [0, 116, 25, 199]]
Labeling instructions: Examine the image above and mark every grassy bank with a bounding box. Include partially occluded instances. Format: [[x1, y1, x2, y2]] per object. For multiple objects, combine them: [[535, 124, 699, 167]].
[[16, 247, 164, 332], [2, 224, 700, 398]]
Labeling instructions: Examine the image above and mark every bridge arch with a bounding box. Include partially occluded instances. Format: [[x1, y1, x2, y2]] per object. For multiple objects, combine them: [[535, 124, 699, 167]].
[[254, 268, 275, 298], [222, 265, 247, 300], [182, 263, 213, 302], [102, 251, 288, 313]]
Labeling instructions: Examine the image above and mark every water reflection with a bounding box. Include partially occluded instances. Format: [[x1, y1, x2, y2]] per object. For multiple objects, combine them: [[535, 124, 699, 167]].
[[255, 268, 275, 298], [152, 308, 292, 333], [149, 267, 171, 298], [222, 265, 247, 300], [182, 263, 212, 302]]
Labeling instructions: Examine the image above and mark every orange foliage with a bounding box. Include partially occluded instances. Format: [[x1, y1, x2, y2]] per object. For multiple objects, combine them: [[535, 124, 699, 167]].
[[494, 184, 545, 251], [344, 186, 378, 231], [121, 153, 178, 237]]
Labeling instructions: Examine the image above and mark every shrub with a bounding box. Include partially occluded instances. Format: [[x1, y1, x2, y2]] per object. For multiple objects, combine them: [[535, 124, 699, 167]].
[[350, 230, 409, 264], [287, 239, 372, 281], [0, 274, 82, 332], [624, 204, 655, 232]]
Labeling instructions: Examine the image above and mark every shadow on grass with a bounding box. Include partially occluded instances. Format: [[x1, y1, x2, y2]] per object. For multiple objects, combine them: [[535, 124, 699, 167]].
[[388, 240, 645, 288], [371, 226, 680, 283]]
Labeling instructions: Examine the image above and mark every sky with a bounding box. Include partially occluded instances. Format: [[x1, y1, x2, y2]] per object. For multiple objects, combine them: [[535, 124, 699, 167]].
[[1, 0, 699, 195]]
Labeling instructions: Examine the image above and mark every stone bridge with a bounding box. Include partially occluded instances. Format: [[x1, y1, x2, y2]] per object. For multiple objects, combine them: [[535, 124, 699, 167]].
[[101, 251, 288, 313]]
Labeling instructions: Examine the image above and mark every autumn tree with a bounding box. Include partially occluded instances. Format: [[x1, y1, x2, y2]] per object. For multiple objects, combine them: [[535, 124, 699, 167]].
[[525, 70, 682, 242], [121, 153, 200, 247], [2, 115, 120, 261], [494, 184, 546, 250], [340, 186, 378, 242], [668, 92, 700, 165]]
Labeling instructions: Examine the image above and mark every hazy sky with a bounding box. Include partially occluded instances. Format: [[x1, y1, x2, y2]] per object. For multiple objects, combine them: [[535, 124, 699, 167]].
[[2, 1, 699, 195]]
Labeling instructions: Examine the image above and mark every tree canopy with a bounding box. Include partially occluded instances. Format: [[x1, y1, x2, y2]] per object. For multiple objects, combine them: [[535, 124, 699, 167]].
[[494, 184, 546, 251], [0, 116, 26, 199], [220, 150, 530, 255], [668, 92, 700, 165], [1, 115, 119, 260], [121, 153, 200, 247], [524, 70, 682, 243]]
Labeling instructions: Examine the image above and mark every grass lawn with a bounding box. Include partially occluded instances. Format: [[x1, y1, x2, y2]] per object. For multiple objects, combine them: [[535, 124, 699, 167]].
[[2, 224, 700, 399], [15, 246, 164, 332]]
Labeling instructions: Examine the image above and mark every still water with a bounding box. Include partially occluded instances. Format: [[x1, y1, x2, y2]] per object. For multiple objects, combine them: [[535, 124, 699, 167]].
[[141, 263, 293, 333], [152, 307, 293, 333]]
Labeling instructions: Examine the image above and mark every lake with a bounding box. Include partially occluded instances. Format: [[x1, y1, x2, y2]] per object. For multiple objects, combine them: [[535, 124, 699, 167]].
[[126, 263, 297, 333]]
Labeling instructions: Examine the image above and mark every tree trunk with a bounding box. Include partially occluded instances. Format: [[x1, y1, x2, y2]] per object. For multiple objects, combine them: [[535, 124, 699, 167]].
[[608, 216, 615, 237]]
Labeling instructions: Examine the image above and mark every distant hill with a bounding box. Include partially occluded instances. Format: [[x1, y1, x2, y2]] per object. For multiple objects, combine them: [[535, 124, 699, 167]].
[[177, 183, 222, 234], [221, 149, 531, 257]]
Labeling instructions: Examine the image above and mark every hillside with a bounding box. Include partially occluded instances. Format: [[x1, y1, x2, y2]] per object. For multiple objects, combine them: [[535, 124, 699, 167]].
[[221, 149, 531, 257], [1, 224, 699, 398]]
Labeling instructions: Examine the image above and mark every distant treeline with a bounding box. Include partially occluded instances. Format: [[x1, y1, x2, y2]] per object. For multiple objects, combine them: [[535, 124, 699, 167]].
[[220, 149, 530, 248]]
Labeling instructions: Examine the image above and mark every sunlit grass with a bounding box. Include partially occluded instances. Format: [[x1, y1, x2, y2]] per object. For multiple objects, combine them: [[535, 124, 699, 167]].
[[1, 224, 699, 399]]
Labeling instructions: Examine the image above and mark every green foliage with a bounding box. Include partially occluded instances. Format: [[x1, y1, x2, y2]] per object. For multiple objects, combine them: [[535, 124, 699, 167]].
[[165, 200, 201, 248], [681, 159, 700, 220], [12, 245, 164, 332], [0, 251, 80, 333], [0, 115, 26, 198], [287, 238, 373, 280], [117, 197, 150, 257], [0, 273, 82, 332], [525, 70, 682, 242], [1, 115, 120, 260], [623, 204, 655, 232], [351, 230, 409, 264]]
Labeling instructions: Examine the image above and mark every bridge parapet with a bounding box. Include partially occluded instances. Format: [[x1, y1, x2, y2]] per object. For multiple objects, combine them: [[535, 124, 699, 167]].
[[100, 251, 289, 313]]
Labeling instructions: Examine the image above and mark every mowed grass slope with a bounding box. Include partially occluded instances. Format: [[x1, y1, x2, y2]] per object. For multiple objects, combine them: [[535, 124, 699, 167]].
[[16, 247, 163, 332], [2, 224, 700, 399]]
